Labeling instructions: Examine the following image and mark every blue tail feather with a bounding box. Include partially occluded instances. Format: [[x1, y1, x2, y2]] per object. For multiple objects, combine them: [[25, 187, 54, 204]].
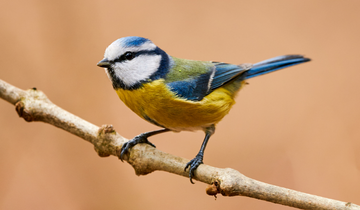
[[244, 55, 310, 79]]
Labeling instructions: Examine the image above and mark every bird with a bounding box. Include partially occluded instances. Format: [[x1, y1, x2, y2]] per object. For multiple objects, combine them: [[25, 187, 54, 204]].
[[97, 36, 310, 183]]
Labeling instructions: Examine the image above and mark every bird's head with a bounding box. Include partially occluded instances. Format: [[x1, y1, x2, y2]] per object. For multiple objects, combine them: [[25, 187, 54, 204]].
[[97, 36, 171, 90]]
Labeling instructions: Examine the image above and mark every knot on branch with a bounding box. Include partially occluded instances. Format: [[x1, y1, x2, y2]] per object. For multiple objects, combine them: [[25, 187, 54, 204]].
[[14, 88, 51, 122], [15, 101, 34, 122], [128, 148, 157, 176], [98, 124, 115, 134], [94, 124, 122, 157], [206, 180, 221, 198], [218, 168, 247, 196], [95, 125, 156, 176]]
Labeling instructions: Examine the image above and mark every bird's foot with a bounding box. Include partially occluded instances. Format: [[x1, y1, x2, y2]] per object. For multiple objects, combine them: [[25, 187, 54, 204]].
[[184, 154, 203, 184], [117, 133, 156, 161]]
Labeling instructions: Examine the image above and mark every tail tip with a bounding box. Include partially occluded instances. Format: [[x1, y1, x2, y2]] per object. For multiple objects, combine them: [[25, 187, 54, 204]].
[[288, 54, 311, 62]]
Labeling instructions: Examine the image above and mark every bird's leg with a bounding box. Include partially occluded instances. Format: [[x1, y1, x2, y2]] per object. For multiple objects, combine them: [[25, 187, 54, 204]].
[[118, 128, 170, 161], [184, 125, 215, 184]]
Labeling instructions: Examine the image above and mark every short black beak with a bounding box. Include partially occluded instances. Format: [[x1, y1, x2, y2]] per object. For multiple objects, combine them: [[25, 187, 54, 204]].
[[97, 58, 111, 68]]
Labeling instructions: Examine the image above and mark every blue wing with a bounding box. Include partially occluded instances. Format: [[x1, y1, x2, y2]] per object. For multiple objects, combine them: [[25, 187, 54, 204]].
[[167, 63, 248, 101], [167, 70, 214, 101]]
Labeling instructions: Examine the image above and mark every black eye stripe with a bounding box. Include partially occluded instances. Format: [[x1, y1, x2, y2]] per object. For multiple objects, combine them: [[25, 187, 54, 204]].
[[113, 48, 161, 63], [114, 51, 134, 62]]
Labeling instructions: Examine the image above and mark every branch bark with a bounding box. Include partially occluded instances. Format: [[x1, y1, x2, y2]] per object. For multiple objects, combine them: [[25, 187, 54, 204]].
[[0, 78, 358, 210]]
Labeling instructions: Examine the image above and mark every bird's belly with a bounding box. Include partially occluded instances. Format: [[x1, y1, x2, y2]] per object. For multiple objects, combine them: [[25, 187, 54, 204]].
[[115, 80, 238, 131]]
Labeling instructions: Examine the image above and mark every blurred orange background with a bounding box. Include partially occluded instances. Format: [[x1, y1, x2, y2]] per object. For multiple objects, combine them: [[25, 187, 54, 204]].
[[1, 1, 359, 209]]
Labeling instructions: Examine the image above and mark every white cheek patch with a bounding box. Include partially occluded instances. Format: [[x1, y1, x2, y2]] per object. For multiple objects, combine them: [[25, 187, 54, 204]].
[[104, 40, 157, 61], [113, 54, 161, 86]]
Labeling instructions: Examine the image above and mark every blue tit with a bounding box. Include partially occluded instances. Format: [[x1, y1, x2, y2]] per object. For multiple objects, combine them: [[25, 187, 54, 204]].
[[97, 36, 310, 183]]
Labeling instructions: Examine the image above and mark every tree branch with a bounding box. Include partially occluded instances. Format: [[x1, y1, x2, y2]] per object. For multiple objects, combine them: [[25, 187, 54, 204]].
[[0, 78, 358, 210]]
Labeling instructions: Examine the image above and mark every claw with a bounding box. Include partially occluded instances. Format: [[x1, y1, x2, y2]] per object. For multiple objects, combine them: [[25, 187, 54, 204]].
[[184, 155, 203, 184], [119, 142, 130, 162], [146, 140, 156, 148], [117, 134, 156, 162], [184, 162, 191, 171], [189, 168, 195, 184]]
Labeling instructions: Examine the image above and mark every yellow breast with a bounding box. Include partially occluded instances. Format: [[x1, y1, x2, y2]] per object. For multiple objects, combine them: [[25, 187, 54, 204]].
[[115, 79, 245, 131]]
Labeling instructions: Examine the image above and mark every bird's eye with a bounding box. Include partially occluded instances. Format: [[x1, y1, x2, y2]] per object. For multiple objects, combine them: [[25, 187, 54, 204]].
[[124, 52, 135, 61]]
